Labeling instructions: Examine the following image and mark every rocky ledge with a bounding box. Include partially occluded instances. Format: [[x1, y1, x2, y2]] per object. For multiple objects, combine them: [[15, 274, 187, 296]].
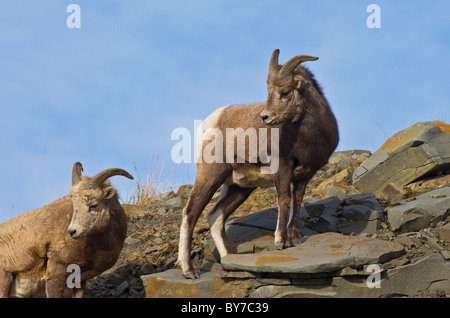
[[142, 203, 449, 298], [85, 121, 450, 298]]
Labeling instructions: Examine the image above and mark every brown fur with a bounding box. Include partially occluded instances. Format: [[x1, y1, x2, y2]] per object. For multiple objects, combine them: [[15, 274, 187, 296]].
[[0, 163, 132, 297], [177, 49, 339, 279]]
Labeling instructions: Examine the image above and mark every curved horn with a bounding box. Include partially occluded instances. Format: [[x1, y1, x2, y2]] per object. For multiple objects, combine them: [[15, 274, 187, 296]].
[[269, 49, 280, 75], [72, 162, 84, 186], [279, 55, 319, 76], [88, 168, 134, 189]]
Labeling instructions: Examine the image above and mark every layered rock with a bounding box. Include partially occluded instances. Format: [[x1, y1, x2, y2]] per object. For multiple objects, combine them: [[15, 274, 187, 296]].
[[353, 121, 450, 200], [387, 187, 450, 232]]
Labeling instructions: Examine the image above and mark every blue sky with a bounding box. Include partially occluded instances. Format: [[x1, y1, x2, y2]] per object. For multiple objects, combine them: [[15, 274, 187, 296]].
[[1, 1, 449, 223]]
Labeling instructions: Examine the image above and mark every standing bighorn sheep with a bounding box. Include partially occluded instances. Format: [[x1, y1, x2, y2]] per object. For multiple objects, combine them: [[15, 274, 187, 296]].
[[0, 162, 133, 297], [177, 49, 339, 278]]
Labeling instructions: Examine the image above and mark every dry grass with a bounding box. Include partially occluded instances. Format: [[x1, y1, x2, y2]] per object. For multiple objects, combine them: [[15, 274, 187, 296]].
[[125, 156, 175, 207]]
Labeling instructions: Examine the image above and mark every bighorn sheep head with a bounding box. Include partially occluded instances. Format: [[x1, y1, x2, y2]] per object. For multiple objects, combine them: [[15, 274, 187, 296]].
[[260, 49, 318, 125], [68, 162, 133, 239]]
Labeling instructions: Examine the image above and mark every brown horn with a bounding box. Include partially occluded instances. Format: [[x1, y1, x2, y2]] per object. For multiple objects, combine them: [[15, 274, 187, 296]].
[[279, 55, 319, 76], [72, 162, 84, 186], [269, 49, 280, 75], [88, 168, 134, 189]]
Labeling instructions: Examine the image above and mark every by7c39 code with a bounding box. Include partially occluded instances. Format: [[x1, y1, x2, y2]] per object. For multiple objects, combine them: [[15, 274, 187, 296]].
[[224, 302, 269, 313]]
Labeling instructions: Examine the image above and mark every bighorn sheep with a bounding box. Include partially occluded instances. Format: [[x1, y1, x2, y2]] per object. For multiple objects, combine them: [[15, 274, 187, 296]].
[[0, 162, 133, 297], [177, 49, 339, 278]]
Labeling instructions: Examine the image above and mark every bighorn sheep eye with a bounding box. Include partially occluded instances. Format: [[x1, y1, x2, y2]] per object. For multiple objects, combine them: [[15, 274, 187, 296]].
[[280, 92, 290, 100]]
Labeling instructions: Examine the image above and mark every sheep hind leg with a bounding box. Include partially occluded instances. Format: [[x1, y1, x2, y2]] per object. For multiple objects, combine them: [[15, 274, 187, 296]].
[[274, 176, 293, 249], [177, 164, 232, 279], [207, 184, 255, 260], [0, 269, 13, 298]]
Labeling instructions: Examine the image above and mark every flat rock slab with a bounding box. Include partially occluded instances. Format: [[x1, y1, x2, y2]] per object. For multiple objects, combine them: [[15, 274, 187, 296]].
[[221, 232, 405, 274]]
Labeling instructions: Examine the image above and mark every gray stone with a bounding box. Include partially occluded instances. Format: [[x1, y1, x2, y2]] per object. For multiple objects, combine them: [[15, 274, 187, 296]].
[[221, 233, 405, 274], [165, 196, 184, 211], [328, 150, 371, 166], [338, 205, 384, 234], [177, 184, 193, 199], [342, 205, 373, 220], [306, 209, 339, 233], [124, 236, 140, 246], [115, 280, 129, 296], [434, 223, 450, 243], [337, 157, 359, 172], [393, 236, 416, 250], [148, 200, 167, 213], [353, 121, 450, 199], [107, 272, 128, 288], [387, 187, 450, 232], [328, 152, 348, 165], [305, 197, 384, 235], [325, 184, 360, 200], [332, 253, 450, 297], [137, 263, 155, 276], [441, 250, 450, 260], [337, 212, 384, 235], [343, 193, 383, 212], [304, 196, 341, 217]]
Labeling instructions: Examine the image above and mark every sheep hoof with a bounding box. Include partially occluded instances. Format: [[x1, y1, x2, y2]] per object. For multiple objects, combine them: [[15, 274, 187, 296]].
[[290, 231, 303, 246], [184, 271, 200, 280], [275, 242, 288, 250], [290, 238, 302, 247], [275, 234, 290, 250]]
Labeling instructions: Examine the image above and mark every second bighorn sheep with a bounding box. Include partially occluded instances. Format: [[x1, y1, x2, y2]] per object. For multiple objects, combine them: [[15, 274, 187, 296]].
[[0, 162, 133, 297], [178, 49, 339, 278]]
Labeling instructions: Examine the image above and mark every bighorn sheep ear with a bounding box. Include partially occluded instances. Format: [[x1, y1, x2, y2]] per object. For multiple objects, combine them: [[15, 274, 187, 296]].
[[279, 55, 319, 77], [103, 186, 116, 200], [294, 75, 305, 90], [72, 162, 84, 186], [269, 49, 280, 75]]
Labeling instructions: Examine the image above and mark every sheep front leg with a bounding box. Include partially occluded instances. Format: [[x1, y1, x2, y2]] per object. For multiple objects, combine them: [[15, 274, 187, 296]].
[[273, 162, 293, 250], [45, 262, 68, 298]]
